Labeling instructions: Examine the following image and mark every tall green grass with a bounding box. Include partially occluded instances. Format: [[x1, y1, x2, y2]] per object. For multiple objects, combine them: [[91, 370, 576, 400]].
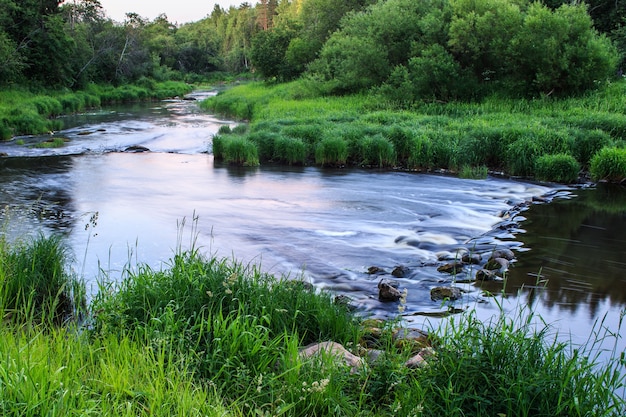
[[0, 81, 192, 139], [408, 306, 626, 417], [0, 227, 624, 416], [200, 79, 626, 183], [0, 234, 84, 326], [590, 146, 626, 182]]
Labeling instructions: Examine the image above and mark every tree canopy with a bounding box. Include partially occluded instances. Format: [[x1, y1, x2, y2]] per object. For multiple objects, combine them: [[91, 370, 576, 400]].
[[0, 0, 621, 100]]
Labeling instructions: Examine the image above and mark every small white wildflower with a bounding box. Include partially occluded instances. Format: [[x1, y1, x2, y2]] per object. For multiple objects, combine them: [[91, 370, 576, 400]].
[[206, 291, 213, 298], [225, 288, 233, 295]]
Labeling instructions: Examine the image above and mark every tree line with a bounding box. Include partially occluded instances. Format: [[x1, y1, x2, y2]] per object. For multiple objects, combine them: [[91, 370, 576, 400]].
[[0, 0, 624, 100]]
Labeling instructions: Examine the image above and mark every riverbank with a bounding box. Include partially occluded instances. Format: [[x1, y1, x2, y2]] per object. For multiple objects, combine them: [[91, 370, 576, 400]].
[[1, 232, 624, 416], [200, 79, 626, 184], [0, 80, 193, 140]]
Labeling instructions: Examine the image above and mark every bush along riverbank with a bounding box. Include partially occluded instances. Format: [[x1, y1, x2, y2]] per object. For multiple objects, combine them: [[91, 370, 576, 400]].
[[1, 233, 624, 416], [201, 79, 626, 184], [0, 80, 193, 140]]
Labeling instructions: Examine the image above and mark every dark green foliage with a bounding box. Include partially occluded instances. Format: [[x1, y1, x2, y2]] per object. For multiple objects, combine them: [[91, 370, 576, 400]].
[[311, 0, 617, 100], [250, 27, 299, 81], [534, 153, 580, 183], [590, 146, 626, 182]]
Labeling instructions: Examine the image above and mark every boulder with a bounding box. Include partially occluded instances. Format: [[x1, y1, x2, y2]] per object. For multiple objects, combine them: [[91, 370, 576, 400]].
[[378, 279, 402, 302], [430, 286, 462, 301], [299, 341, 365, 373], [489, 248, 515, 261], [484, 257, 509, 271], [367, 266, 385, 275], [461, 253, 482, 264], [476, 269, 498, 281], [391, 265, 410, 278], [393, 328, 430, 352], [437, 261, 464, 274], [405, 347, 436, 369]]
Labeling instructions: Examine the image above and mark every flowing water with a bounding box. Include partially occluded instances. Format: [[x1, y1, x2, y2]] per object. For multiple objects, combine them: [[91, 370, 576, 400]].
[[0, 92, 624, 370]]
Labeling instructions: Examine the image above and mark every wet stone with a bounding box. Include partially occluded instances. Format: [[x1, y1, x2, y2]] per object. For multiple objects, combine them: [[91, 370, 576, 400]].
[[430, 286, 462, 301], [437, 261, 464, 274], [378, 279, 402, 302], [391, 265, 410, 278]]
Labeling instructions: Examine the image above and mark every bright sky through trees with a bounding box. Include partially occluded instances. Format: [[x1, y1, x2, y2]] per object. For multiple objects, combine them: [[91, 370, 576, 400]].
[[98, 0, 258, 23]]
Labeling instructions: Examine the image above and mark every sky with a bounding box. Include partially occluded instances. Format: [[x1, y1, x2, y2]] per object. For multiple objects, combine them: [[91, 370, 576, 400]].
[[97, 0, 258, 24]]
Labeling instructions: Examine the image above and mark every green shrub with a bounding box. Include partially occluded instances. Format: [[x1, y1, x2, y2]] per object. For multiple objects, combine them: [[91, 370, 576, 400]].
[[282, 123, 326, 145], [0, 121, 11, 140], [223, 136, 259, 166], [534, 153, 580, 183], [430, 130, 459, 170], [273, 136, 307, 165], [315, 136, 349, 166], [590, 146, 626, 182]]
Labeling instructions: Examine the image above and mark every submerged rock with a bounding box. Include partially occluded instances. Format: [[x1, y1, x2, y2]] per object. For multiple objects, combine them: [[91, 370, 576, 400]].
[[124, 145, 150, 153]]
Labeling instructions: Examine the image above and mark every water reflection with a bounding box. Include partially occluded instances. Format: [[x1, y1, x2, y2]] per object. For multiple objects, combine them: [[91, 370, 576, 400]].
[[504, 184, 626, 312]]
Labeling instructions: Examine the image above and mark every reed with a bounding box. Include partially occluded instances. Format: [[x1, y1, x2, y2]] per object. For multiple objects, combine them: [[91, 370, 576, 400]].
[[273, 136, 307, 165], [315, 136, 349, 166], [534, 153, 580, 183], [409, 305, 626, 417], [590, 146, 626, 182], [222, 136, 260, 166], [0, 234, 84, 326], [200, 79, 626, 183], [356, 134, 397, 168]]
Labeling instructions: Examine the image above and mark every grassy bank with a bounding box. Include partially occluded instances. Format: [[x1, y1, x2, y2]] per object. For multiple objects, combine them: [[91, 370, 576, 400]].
[[0, 234, 624, 416], [0, 80, 193, 140], [201, 80, 626, 183]]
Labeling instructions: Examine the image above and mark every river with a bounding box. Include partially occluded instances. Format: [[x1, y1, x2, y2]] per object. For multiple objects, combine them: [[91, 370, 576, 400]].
[[0, 92, 624, 370]]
